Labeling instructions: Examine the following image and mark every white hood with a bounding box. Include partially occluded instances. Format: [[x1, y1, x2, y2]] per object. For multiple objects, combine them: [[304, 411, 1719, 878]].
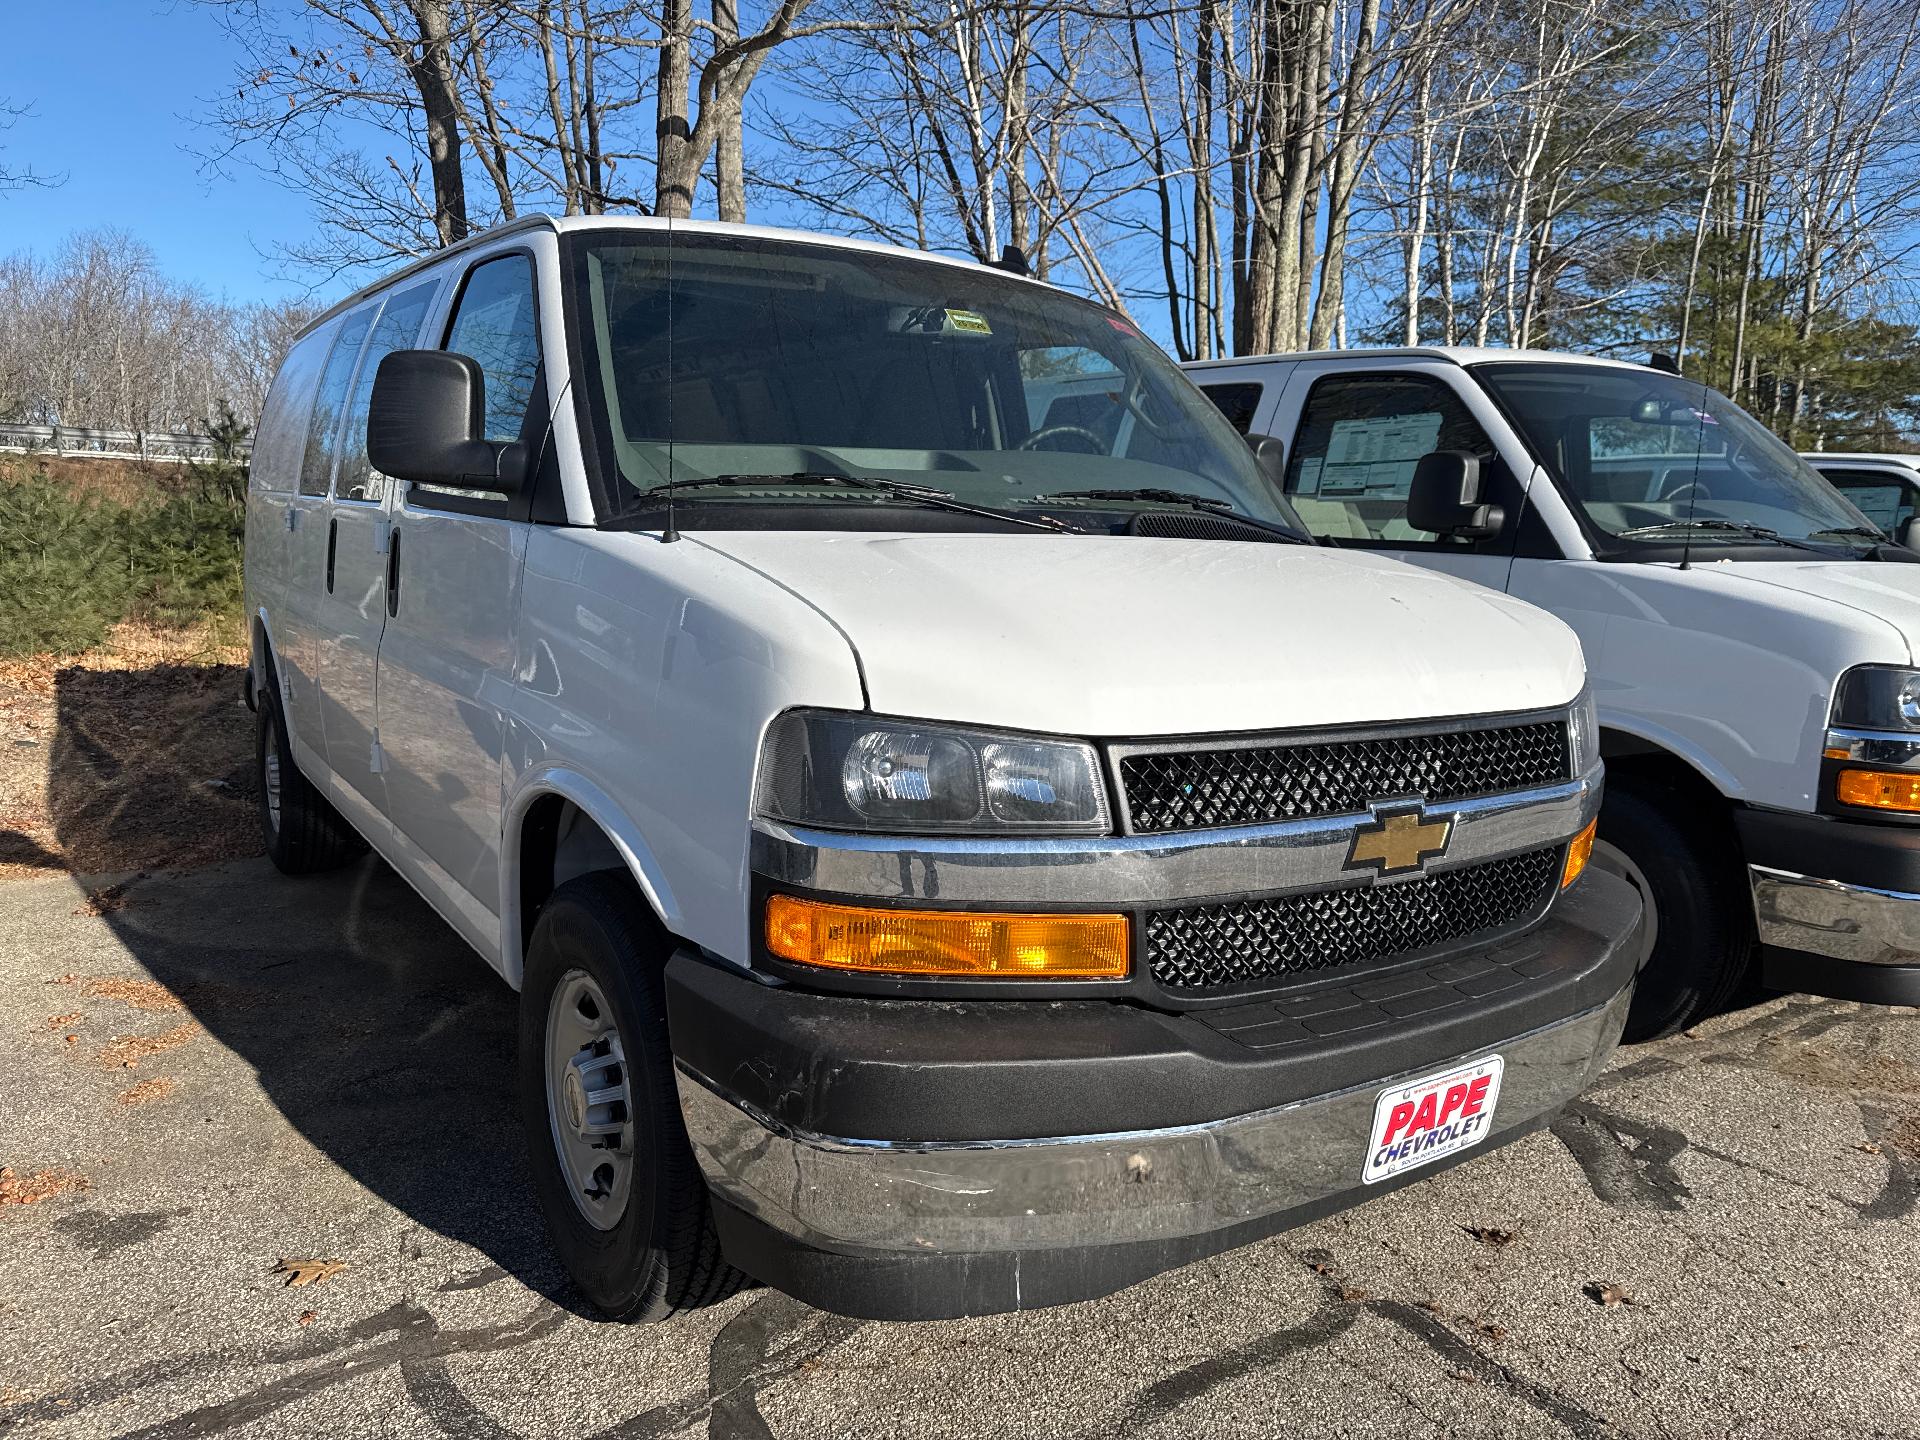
[[1697, 561, 1920, 664], [692, 532, 1584, 736]]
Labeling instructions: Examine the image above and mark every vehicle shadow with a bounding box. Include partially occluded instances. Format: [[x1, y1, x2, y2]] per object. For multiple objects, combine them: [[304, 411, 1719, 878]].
[[45, 663, 590, 1316]]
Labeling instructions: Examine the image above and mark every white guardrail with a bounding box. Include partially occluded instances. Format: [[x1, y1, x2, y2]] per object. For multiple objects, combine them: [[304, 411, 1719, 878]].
[[0, 422, 252, 463]]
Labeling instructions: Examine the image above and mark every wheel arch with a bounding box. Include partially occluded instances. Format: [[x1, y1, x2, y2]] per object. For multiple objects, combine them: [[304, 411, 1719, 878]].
[[1599, 720, 1741, 808], [248, 608, 304, 753], [501, 771, 681, 990]]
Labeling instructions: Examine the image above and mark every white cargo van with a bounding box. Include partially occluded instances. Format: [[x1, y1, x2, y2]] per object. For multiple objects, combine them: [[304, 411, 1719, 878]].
[[243, 220, 1637, 1321], [1185, 347, 1920, 1040]]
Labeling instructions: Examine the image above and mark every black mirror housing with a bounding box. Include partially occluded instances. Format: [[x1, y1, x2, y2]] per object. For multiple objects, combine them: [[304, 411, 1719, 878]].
[[1245, 432, 1287, 489], [368, 350, 527, 494], [1407, 450, 1505, 539], [1896, 514, 1918, 550]]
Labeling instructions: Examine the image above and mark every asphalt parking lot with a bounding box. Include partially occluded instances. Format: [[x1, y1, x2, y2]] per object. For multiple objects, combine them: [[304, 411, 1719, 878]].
[[5, 857, 1920, 1439]]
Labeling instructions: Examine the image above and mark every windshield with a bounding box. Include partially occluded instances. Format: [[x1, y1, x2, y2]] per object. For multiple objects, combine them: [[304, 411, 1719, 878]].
[[1475, 362, 1878, 552], [568, 229, 1300, 532]]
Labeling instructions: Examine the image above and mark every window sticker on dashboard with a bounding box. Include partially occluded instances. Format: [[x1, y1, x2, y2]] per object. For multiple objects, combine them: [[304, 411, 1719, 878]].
[[1363, 1055, 1503, 1184]]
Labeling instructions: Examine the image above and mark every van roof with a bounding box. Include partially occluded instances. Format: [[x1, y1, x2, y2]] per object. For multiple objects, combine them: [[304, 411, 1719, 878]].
[[294, 213, 1060, 343], [1180, 346, 1660, 375], [1801, 451, 1920, 467]]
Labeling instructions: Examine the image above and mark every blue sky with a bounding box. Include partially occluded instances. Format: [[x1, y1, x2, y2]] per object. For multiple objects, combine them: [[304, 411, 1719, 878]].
[[0, 2, 323, 306]]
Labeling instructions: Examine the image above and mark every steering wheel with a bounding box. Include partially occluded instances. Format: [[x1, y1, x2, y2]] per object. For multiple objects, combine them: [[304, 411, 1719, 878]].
[[1019, 424, 1107, 455], [1661, 479, 1712, 504]]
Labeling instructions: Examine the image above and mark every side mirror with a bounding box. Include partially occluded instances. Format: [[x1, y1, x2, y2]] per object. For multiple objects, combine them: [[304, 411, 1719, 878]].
[[1896, 515, 1918, 550], [368, 350, 527, 494], [1407, 450, 1505, 539], [1246, 432, 1287, 489]]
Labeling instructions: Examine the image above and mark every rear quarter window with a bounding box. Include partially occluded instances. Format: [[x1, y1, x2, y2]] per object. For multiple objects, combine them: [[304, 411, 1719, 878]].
[[1198, 382, 1264, 435], [249, 321, 336, 495]]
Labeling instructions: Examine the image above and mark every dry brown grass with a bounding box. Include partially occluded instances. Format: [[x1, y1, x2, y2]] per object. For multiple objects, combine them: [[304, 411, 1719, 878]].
[[0, 453, 202, 505], [0, 620, 256, 880]]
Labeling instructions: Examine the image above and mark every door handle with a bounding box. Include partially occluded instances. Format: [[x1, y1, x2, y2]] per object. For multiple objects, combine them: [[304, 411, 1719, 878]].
[[325, 517, 338, 594], [386, 529, 402, 617]]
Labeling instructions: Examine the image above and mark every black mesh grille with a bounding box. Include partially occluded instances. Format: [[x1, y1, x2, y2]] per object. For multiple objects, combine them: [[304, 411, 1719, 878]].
[[1145, 846, 1562, 994], [1119, 721, 1570, 834]]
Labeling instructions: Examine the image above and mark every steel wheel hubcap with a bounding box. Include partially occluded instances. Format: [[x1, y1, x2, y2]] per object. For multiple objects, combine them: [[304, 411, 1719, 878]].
[[1592, 838, 1659, 970], [545, 970, 635, 1231], [262, 716, 283, 835]]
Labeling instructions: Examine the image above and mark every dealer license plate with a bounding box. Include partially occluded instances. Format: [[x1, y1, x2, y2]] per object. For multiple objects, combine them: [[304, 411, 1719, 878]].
[[1362, 1054, 1504, 1184]]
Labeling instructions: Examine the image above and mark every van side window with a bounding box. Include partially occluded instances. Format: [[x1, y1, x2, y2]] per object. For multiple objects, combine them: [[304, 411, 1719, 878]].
[[252, 326, 332, 495], [1284, 374, 1493, 544], [1821, 468, 1914, 534], [1198, 382, 1263, 435], [445, 255, 540, 442], [335, 279, 441, 504], [299, 306, 377, 498]]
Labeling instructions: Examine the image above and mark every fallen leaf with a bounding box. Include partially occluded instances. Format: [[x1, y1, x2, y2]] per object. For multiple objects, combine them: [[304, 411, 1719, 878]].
[[0, 1166, 89, 1209], [1477, 1320, 1509, 1342], [1859, 1142, 1884, 1156], [1584, 1280, 1634, 1307], [98, 1021, 199, 1069], [43, 1011, 82, 1030], [1464, 1225, 1517, 1248], [296, 1309, 317, 1327], [272, 1258, 346, 1288], [1309, 1260, 1337, 1276], [47, 974, 77, 987], [73, 882, 136, 917], [117, 1077, 177, 1107], [1337, 1284, 1370, 1303], [1125, 1152, 1152, 1182], [81, 977, 181, 1013]]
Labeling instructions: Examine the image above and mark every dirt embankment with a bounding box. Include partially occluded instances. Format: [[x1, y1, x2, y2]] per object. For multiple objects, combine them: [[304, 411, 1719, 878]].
[[0, 622, 260, 880]]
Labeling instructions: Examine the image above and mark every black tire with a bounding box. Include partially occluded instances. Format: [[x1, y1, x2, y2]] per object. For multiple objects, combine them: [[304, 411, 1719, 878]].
[[518, 871, 743, 1321], [1600, 772, 1754, 1043], [256, 678, 366, 874]]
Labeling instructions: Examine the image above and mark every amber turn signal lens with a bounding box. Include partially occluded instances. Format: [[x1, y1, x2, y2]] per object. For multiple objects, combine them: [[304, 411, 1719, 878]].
[[1562, 818, 1597, 889], [765, 895, 1129, 978], [1836, 768, 1920, 813]]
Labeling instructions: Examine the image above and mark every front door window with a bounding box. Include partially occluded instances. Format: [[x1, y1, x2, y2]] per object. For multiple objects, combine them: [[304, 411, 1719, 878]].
[[1284, 373, 1496, 545]]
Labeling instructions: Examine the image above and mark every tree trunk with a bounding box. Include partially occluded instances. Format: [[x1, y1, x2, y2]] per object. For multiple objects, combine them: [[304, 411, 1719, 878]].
[[1312, 0, 1383, 349], [712, 0, 746, 221], [655, 0, 696, 218], [407, 0, 468, 243]]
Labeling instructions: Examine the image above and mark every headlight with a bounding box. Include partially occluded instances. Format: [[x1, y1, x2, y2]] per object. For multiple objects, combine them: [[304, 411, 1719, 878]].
[[755, 710, 1111, 834], [1832, 665, 1920, 732], [1568, 685, 1600, 774]]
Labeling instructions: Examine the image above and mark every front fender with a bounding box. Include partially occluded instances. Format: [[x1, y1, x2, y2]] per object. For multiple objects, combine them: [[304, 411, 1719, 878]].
[[498, 767, 683, 990]]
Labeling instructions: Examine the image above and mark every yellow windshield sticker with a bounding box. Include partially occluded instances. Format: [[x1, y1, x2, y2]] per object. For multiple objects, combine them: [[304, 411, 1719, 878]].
[[944, 308, 993, 335]]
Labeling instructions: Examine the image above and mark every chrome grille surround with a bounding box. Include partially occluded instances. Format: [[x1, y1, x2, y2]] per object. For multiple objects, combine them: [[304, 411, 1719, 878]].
[[1113, 717, 1572, 836]]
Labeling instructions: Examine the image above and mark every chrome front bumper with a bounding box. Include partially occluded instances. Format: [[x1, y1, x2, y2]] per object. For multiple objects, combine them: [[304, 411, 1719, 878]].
[[1751, 865, 1920, 966], [676, 984, 1631, 1258]]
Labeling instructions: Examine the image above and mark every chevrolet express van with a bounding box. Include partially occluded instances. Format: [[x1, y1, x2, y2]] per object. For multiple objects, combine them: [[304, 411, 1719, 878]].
[[243, 219, 1638, 1321], [1185, 347, 1920, 1041]]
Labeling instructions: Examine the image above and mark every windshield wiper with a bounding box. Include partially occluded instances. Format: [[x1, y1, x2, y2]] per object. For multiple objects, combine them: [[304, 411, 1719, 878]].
[[1033, 487, 1310, 543], [617, 472, 1072, 533], [1806, 525, 1890, 545], [1613, 518, 1837, 556]]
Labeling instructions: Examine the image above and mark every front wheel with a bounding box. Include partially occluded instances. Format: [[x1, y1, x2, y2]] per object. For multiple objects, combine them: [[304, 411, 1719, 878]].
[[517, 872, 742, 1321], [1597, 773, 1753, 1042]]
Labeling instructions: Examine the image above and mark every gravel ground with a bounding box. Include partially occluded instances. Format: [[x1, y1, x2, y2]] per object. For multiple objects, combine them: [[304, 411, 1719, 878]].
[[3, 857, 1920, 1439]]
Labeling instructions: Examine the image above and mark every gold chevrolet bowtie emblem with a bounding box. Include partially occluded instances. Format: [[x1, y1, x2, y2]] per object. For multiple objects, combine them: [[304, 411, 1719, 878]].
[[1347, 810, 1453, 875]]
